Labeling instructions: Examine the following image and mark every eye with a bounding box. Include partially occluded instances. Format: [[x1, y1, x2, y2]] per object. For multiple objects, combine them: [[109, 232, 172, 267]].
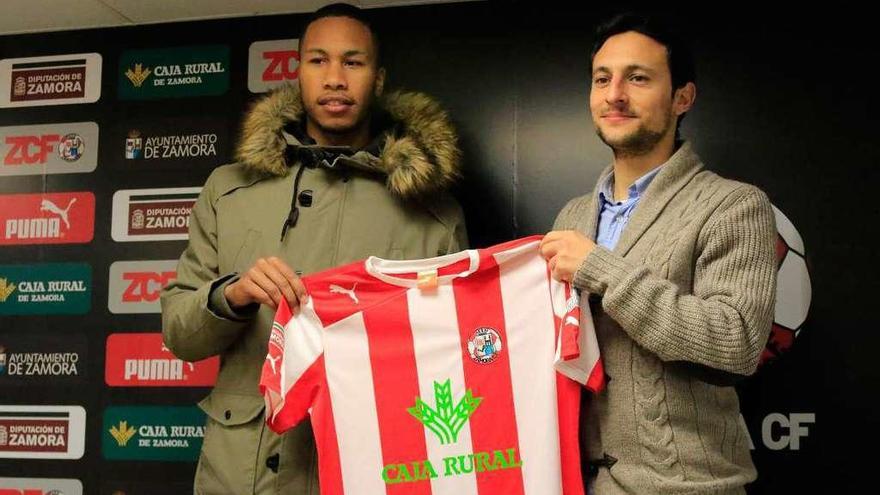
[[629, 74, 649, 83], [344, 60, 365, 68], [593, 76, 610, 86], [308, 57, 326, 65]]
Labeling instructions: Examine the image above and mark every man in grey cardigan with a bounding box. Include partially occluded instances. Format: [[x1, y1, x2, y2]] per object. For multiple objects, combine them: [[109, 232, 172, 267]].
[[541, 13, 778, 494]]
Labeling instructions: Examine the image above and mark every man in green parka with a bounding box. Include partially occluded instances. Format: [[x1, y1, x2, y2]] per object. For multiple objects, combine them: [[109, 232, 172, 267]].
[[161, 4, 467, 493]]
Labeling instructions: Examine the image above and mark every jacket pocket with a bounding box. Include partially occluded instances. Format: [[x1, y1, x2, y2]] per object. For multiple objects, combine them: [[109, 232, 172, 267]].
[[195, 392, 266, 494], [199, 390, 264, 426]]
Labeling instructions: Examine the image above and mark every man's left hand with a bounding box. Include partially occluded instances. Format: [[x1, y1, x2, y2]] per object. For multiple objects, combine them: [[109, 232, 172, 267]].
[[540, 231, 596, 282]]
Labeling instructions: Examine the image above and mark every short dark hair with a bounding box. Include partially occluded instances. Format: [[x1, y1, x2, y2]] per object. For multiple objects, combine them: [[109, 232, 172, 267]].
[[298, 3, 383, 67], [591, 12, 696, 91], [591, 12, 696, 133]]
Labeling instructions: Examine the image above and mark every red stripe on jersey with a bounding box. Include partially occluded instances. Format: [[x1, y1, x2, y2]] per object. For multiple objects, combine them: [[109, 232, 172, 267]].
[[482, 235, 545, 257], [311, 356, 346, 495], [560, 284, 581, 360], [545, 259, 605, 394], [261, 299, 291, 423], [548, 269, 586, 495], [275, 297, 293, 327], [363, 295, 433, 495], [453, 260, 525, 495], [585, 359, 605, 394], [266, 354, 324, 433]]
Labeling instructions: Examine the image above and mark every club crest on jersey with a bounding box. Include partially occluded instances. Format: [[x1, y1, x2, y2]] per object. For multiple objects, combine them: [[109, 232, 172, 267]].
[[467, 327, 502, 364]]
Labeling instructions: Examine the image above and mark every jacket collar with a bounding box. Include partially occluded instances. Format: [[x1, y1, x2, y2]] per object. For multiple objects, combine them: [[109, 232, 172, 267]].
[[236, 83, 462, 199], [586, 141, 704, 256]]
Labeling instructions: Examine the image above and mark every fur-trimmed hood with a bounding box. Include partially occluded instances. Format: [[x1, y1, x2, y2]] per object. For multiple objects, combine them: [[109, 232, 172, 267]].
[[236, 83, 461, 199]]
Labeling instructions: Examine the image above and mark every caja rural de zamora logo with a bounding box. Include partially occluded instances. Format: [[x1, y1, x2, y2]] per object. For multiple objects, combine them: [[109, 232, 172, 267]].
[[382, 378, 522, 485]]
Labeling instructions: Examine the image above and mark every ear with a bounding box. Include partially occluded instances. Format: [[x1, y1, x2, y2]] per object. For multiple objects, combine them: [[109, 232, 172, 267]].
[[673, 82, 696, 116], [374, 67, 386, 97]]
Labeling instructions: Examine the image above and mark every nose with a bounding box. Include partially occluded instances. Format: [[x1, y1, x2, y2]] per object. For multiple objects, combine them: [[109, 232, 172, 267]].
[[605, 76, 628, 106], [323, 61, 347, 91]]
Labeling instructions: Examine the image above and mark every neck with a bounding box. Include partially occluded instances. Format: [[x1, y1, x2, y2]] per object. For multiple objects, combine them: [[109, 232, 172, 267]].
[[611, 135, 676, 201], [306, 119, 371, 150]]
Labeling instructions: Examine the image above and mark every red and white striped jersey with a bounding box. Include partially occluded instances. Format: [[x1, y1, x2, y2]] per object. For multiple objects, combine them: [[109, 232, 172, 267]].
[[260, 236, 604, 495]]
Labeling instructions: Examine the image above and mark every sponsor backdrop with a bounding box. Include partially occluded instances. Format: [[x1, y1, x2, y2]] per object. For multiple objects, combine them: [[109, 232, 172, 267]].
[[0, 2, 872, 493]]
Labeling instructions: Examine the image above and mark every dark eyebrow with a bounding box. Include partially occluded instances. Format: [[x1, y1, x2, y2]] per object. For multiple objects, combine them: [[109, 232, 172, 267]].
[[303, 48, 369, 58], [593, 64, 656, 75], [624, 64, 655, 74]]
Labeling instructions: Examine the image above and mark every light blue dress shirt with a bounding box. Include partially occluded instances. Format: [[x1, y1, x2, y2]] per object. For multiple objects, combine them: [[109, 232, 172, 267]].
[[596, 166, 663, 250]]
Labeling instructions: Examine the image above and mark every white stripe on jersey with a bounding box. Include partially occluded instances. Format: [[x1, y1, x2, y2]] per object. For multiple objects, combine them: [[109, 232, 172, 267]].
[[279, 300, 325, 401], [408, 285, 480, 495], [496, 250, 564, 494], [554, 293, 601, 386], [323, 312, 386, 495]]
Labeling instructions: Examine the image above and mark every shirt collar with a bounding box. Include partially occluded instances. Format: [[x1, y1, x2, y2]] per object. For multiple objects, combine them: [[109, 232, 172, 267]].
[[599, 165, 664, 205]]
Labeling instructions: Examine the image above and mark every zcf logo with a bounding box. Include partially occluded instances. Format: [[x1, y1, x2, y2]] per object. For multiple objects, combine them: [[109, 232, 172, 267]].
[[263, 49, 299, 82], [0, 487, 80, 495], [248, 39, 300, 93], [123, 271, 174, 303], [4, 134, 83, 165], [108, 260, 177, 314], [0, 477, 83, 495], [0, 122, 99, 177]]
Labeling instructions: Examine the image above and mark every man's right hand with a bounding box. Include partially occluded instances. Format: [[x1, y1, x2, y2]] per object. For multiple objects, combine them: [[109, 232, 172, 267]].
[[224, 257, 308, 313]]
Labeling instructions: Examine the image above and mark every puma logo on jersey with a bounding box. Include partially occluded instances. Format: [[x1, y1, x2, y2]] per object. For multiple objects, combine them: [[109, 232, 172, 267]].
[[266, 353, 282, 375], [330, 283, 359, 304], [40, 197, 76, 229]]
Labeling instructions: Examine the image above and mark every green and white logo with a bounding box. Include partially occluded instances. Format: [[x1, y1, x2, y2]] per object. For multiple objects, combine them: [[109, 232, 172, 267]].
[[118, 45, 229, 100], [383, 378, 522, 485], [0, 263, 91, 315], [407, 379, 482, 445], [102, 406, 205, 461], [382, 380, 523, 485]]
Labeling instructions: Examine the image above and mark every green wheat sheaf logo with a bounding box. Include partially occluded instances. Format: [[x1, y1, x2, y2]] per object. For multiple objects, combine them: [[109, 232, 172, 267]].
[[407, 379, 482, 445]]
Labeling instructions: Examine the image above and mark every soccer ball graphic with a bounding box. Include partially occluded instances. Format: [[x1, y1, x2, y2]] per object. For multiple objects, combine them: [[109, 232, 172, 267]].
[[759, 206, 811, 365]]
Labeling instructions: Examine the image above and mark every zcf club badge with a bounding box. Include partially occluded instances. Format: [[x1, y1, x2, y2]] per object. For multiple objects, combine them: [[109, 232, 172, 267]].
[[467, 327, 503, 364]]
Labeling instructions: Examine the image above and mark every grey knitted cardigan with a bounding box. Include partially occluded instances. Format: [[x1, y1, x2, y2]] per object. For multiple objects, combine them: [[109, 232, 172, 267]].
[[553, 142, 777, 494]]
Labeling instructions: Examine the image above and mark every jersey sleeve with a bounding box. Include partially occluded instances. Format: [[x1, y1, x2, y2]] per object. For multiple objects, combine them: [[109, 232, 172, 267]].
[[259, 297, 326, 433], [551, 279, 605, 393]]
